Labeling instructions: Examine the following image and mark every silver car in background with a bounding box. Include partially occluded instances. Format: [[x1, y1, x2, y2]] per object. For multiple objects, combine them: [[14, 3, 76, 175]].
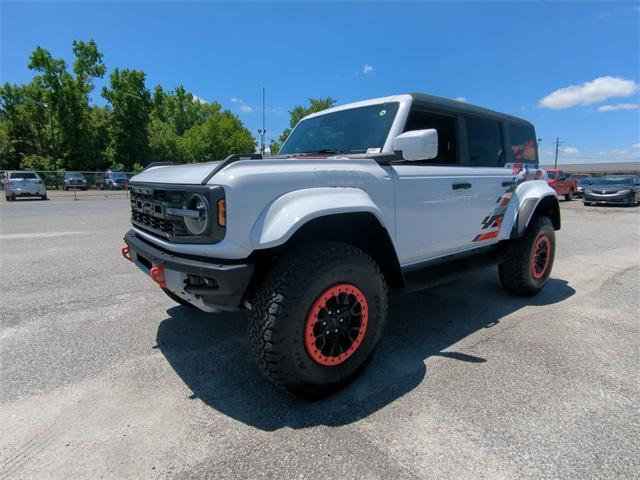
[[583, 176, 640, 207], [3, 171, 47, 201]]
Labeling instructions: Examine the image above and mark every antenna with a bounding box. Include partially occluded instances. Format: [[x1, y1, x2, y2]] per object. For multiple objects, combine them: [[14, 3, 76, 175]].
[[258, 87, 266, 155]]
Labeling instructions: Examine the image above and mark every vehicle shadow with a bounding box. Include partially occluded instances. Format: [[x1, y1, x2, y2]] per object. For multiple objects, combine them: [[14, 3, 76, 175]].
[[156, 268, 575, 431]]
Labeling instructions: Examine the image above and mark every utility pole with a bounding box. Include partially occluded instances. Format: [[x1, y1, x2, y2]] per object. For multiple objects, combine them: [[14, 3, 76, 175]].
[[553, 137, 563, 169], [258, 87, 266, 155]]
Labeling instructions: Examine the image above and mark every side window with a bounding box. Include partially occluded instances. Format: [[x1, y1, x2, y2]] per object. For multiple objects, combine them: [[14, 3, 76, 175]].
[[510, 123, 538, 163], [465, 116, 504, 166], [404, 109, 458, 164]]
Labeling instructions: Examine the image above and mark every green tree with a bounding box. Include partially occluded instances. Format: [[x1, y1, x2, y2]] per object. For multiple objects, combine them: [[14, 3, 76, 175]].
[[270, 97, 337, 153], [102, 68, 151, 170], [177, 108, 255, 163], [27, 40, 106, 169]]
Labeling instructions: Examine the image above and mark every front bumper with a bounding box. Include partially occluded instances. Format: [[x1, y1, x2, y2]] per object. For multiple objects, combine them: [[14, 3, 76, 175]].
[[584, 192, 632, 204], [123, 229, 254, 311]]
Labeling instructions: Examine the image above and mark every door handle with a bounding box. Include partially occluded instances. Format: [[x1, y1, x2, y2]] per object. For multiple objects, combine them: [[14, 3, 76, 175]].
[[452, 182, 472, 190]]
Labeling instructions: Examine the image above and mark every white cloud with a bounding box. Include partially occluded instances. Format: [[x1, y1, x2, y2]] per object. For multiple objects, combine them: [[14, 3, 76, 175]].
[[599, 148, 630, 156], [632, 143, 640, 148], [561, 146, 580, 154], [454, 96, 467, 103], [597, 103, 640, 112], [539, 76, 639, 109], [192, 95, 207, 105], [363, 64, 373, 74], [239, 104, 253, 113], [230, 97, 242, 104]]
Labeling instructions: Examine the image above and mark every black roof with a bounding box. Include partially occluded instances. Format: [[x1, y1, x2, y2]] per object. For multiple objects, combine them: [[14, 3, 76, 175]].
[[409, 93, 533, 126]]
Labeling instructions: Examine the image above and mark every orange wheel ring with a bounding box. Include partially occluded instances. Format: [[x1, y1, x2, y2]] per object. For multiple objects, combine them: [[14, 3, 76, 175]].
[[304, 283, 368, 366]]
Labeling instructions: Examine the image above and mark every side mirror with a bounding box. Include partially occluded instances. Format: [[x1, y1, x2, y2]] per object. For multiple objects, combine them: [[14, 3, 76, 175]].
[[392, 129, 438, 161]]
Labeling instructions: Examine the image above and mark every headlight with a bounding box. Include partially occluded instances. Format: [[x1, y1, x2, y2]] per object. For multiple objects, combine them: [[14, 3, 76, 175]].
[[585, 189, 592, 193], [617, 189, 630, 194], [182, 192, 209, 235]]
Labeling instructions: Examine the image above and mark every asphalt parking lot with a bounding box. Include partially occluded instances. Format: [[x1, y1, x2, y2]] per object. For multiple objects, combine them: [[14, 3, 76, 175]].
[[1, 196, 638, 479]]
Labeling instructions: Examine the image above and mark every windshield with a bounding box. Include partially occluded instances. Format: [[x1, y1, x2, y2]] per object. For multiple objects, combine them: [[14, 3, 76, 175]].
[[280, 103, 400, 155], [546, 171, 557, 179], [595, 176, 634, 186], [577, 178, 595, 185], [10, 172, 37, 179], [66, 173, 84, 179], [110, 172, 126, 179]]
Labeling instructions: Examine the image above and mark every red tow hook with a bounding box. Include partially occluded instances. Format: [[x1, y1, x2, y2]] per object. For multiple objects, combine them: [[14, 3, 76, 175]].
[[121, 245, 133, 262], [150, 265, 167, 288]]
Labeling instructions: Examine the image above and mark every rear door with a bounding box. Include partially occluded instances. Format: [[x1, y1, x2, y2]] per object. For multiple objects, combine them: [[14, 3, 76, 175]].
[[462, 115, 515, 243], [391, 108, 479, 265]]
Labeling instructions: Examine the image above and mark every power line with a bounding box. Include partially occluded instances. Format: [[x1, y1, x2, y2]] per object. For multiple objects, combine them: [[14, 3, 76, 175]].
[[553, 137, 564, 169]]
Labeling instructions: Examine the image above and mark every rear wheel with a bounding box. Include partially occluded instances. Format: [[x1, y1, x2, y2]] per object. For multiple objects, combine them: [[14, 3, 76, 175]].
[[248, 242, 388, 399], [564, 189, 574, 201], [499, 216, 555, 296], [41, 193, 47, 200]]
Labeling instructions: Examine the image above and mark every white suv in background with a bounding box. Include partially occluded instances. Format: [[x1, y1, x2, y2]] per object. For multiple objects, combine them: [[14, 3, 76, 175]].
[[4, 171, 47, 201]]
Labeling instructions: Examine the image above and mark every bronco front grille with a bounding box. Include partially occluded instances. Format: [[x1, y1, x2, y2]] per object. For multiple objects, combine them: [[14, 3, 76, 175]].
[[129, 183, 226, 244], [130, 187, 187, 239]]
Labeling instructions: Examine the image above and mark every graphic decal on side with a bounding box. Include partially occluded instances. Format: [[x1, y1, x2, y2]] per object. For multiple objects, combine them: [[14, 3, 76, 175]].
[[472, 164, 542, 242]]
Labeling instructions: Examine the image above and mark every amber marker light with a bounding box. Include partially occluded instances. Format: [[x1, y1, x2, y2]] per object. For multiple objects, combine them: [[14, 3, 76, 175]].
[[217, 198, 226, 227]]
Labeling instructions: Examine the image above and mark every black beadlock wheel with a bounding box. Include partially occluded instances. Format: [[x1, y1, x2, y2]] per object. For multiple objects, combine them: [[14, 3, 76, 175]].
[[499, 216, 555, 296], [248, 242, 388, 399]]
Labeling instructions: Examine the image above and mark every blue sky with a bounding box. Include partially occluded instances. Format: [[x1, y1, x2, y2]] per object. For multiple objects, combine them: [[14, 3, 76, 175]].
[[2, 1, 639, 164]]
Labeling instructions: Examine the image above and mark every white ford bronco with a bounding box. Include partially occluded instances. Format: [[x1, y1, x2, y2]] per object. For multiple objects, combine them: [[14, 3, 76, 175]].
[[122, 93, 560, 398]]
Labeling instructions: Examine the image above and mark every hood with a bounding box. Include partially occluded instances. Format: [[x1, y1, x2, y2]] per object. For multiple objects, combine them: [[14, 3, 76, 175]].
[[128, 154, 356, 185], [586, 183, 633, 190], [130, 161, 222, 185]]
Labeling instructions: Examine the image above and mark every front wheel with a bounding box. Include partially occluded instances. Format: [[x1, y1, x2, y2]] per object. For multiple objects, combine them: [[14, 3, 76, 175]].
[[248, 242, 388, 399], [564, 190, 574, 201], [499, 216, 556, 296]]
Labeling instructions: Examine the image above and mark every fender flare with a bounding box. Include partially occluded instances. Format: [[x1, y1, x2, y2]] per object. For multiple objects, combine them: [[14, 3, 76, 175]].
[[250, 187, 388, 250], [511, 190, 560, 238]]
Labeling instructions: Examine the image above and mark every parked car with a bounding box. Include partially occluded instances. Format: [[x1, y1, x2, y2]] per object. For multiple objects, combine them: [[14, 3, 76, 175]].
[[4, 171, 47, 201], [96, 171, 127, 190], [575, 177, 596, 198], [544, 169, 577, 201], [583, 176, 640, 206], [63, 172, 88, 191], [122, 93, 560, 398]]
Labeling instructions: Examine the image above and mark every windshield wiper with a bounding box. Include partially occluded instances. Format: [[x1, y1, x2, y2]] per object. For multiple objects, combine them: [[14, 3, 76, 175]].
[[289, 149, 356, 156]]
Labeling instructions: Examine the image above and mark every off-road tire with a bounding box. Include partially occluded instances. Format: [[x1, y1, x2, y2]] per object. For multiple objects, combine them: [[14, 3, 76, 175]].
[[564, 189, 574, 201], [161, 288, 196, 308], [499, 216, 555, 296], [248, 242, 388, 399]]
